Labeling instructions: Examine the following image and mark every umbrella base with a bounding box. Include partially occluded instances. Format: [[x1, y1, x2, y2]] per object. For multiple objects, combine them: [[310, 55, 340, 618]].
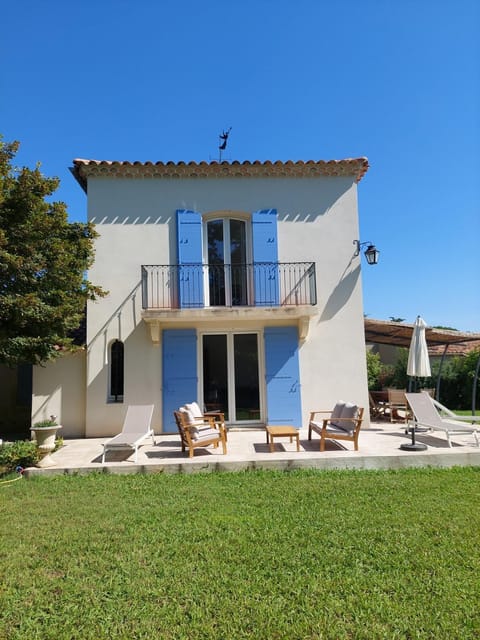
[[401, 427, 428, 451], [400, 442, 428, 452]]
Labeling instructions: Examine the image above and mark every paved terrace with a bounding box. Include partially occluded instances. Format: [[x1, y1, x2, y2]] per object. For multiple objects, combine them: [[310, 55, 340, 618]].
[[24, 420, 480, 477]]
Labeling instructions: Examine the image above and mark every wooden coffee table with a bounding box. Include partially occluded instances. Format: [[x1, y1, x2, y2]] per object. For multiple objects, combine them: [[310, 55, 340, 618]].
[[265, 425, 300, 452]]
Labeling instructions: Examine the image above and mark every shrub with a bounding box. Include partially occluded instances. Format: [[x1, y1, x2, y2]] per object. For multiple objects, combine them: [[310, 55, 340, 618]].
[[366, 350, 382, 389], [0, 440, 39, 472]]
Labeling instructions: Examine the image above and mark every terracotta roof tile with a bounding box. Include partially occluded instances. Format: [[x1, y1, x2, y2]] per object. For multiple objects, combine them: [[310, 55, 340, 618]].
[[70, 157, 369, 192]]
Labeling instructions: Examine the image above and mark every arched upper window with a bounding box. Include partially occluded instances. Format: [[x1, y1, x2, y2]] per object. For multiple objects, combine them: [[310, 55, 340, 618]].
[[109, 340, 124, 402]]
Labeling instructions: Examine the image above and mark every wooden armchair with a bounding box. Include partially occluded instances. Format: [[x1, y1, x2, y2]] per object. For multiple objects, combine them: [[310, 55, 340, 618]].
[[187, 402, 228, 442], [173, 409, 227, 458], [308, 402, 364, 451]]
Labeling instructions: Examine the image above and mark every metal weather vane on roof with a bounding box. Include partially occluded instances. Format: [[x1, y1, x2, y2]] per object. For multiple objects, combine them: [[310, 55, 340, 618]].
[[218, 127, 232, 161]]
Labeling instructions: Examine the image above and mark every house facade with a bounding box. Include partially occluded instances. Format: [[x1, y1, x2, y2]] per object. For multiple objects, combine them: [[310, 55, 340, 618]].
[[32, 158, 370, 437]]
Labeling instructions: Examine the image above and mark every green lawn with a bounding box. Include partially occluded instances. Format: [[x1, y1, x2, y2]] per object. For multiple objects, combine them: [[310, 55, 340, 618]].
[[1, 467, 479, 639]]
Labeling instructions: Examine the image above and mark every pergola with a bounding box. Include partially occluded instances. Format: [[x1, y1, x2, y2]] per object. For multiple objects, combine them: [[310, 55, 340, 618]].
[[364, 319, 480, 412]]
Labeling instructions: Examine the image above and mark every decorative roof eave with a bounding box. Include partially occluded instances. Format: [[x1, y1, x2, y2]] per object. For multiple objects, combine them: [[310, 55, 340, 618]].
[[70, 157, 369, 193]]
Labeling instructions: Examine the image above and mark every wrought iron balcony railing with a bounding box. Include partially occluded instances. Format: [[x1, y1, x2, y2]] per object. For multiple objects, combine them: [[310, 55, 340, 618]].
[[141, 262, 317, 309]]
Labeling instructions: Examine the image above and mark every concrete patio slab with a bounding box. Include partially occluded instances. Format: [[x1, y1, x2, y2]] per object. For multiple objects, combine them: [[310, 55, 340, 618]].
[[23, 420, 480, 478]]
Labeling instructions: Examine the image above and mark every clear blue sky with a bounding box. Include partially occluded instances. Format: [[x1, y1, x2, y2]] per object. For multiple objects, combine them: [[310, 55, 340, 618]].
[[2, 0, 479, 331]]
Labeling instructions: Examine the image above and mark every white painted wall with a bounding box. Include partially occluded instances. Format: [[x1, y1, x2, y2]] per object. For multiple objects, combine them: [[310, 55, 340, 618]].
[[80, 174, 369, 436], [32, 352, 86, 438]]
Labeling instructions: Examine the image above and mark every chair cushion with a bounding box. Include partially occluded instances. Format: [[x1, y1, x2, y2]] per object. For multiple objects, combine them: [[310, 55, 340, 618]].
[[330, 401, 346, 427], [338, 403, 359, 435], [324, 423, 351, 436], [179, 406, 196, 425], [191, 428, 219, 442], [185, 402, 203, 418], [341, 403, 359, 420]]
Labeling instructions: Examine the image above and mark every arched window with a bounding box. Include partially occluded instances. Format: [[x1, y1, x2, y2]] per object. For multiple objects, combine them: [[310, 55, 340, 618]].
[[110, 340, 124, 402]]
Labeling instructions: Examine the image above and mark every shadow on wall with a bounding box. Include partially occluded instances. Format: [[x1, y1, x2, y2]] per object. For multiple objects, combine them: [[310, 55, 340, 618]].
[[89, 178, 353, 225], [278, 181, 354, 223], [90, 213, 174, 225], [319, 263, 361, 323], [88, 281, 142, 351]]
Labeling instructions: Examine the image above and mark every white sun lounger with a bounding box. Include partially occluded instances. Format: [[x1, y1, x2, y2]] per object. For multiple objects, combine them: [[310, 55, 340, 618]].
[[406, 392, 480, 448], [102, 405, 155, 463]]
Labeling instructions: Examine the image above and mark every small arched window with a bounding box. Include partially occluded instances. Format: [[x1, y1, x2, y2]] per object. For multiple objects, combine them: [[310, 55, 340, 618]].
[[110, 340, 124, 402]]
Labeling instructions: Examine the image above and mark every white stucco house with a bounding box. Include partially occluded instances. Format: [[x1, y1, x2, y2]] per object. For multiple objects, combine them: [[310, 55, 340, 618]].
[[31, 157, 371, 438]]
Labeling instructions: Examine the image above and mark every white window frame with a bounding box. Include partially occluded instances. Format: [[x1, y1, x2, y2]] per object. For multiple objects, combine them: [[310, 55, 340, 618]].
[[202, 212, 253, 307], [198, 329, 265, 425]]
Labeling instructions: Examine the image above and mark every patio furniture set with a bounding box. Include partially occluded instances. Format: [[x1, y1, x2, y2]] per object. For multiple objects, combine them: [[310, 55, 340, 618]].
[[100, 392, 480, 463], [369, 388, 433, 423]]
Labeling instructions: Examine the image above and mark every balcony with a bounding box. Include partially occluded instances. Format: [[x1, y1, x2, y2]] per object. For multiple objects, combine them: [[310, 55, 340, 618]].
[[141, 262, 318, 342]]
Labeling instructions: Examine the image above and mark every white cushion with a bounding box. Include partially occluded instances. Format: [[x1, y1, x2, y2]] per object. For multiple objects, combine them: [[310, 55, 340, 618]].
[[179, 406, 196, 425], [185, 402, 203, 418], [191, 428, 219, 442]]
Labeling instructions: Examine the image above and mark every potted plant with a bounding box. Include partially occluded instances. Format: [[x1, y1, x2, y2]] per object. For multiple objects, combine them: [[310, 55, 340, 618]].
[[31, 415, 62, 467]]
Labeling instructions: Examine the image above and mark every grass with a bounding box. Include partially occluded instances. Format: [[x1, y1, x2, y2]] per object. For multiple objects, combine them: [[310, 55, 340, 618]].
[[1, 467, 480, 639], [454, 409, 480, 416]]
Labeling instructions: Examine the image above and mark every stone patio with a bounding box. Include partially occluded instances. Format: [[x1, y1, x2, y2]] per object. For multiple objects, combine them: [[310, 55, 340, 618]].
[[24, 420, 480, 477]]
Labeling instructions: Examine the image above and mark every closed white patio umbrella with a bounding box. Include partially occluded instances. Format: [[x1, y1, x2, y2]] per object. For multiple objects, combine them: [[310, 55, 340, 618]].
[[407, 316, 431, 387], [402, 316, 432, 451]]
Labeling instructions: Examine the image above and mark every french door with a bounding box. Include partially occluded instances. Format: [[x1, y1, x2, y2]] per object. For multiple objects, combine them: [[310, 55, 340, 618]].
[[202, 332, 261, 424], [205, 218, 250, 306]]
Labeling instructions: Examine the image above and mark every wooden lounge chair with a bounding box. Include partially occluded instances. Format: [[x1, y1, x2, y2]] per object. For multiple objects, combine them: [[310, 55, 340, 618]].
[[369, 392, 387, 420], [387, 389, 409, 423], [406, 392, 480, 448], [174, 408, 227, 458], [308, 402, 364, 451], [102, 405, 155, 463]]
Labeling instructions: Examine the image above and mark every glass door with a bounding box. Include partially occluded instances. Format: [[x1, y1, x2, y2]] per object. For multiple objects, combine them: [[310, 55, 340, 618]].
[[202, 334, 229, 418], [206, 218, 249, 306], [202, 332, 261, 423], [233, 333, 260, 421]]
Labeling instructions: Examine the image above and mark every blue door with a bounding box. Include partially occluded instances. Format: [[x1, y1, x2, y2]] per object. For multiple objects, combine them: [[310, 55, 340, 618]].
[[162, 329, 197, 432], [264, 326, 302, 427]]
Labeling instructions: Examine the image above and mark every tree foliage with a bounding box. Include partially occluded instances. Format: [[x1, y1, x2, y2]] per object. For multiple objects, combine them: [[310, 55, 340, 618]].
[[0, 137, 105, 366], [366, 350, 382, 390], [437, 349, 480, 409]]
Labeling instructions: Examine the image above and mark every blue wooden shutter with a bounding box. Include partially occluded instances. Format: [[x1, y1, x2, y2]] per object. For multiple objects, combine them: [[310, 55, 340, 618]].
[[176, 209, 204, 308], [264, 326, 302, 427], [252, 209, 279, 306], [162, 329, 197, 432]]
